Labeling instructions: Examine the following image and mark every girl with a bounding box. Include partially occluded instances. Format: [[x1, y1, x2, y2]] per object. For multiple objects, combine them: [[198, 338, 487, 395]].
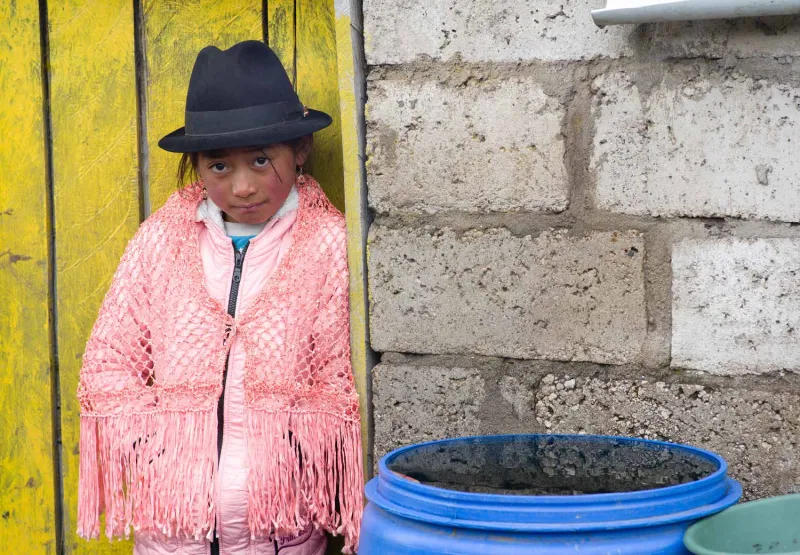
[[76, 41, 363, 555]]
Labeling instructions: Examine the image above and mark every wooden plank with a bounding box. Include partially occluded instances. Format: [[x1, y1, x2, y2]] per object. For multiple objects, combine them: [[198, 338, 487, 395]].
[[47, 0, 140, 552], [267, 0, 296, 86], [333, 0, 373, 480], [144, 0, 263, 212], [296, 0, 345, 211], [0, 2, 58, 553]]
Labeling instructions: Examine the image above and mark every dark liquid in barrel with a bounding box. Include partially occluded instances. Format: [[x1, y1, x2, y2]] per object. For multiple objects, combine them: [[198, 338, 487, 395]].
[[387, 436, 718, 495]]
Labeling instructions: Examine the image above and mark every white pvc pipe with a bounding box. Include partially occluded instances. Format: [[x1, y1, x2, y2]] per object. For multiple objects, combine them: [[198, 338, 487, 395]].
[[592, 0, 800, 27]]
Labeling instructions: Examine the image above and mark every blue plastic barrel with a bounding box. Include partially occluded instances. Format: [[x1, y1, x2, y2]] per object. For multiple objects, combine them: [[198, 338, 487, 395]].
[[360, 434, 741, 554]]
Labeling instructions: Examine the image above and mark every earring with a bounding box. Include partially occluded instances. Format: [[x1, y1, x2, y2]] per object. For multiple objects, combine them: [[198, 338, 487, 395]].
[[202, 186, 208, 200], [296, 167, 306, 185]]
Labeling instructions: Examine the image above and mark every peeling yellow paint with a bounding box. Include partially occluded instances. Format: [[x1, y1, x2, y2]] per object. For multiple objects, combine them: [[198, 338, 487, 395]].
[[334, 10, 371, 478], [48, 0, 140, 552], [268, 0, 296, 85], [0, 2, 57, 554], [297, 0, 345, 211]]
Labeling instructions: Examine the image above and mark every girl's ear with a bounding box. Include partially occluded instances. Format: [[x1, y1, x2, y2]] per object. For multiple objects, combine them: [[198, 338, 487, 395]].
[[294, 135, 314, 168]]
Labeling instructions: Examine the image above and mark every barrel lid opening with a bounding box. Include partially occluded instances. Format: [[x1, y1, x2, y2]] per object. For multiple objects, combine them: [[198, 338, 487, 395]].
[[386, 435, 718, 496]]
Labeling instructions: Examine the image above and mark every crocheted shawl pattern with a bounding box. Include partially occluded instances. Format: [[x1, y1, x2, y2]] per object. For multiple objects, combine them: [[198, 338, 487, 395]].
[[77, 177, 363, 553]]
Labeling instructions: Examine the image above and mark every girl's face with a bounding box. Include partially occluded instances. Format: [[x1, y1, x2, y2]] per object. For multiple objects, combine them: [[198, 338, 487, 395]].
[[197, 137, 311, 224]]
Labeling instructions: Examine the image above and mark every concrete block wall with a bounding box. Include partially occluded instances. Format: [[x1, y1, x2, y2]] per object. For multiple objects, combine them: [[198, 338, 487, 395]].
[[362, 0, 800, 498]]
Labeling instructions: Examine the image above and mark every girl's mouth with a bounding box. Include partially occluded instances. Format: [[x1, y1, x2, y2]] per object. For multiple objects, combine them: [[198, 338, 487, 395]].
[[237, 200, 267, 213]]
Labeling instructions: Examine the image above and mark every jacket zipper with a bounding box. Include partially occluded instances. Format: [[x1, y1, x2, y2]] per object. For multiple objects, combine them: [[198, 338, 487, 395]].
[[212, 243, 249, 555], [226, 245, 248, 318]]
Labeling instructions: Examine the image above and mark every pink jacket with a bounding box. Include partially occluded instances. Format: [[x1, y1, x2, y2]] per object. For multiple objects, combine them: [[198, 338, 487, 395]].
[[133, 189, 327, 555], [78, 179, 362, 553]]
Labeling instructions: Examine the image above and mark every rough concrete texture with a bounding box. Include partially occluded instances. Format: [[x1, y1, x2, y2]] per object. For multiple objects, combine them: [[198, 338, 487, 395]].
[[533, 374, 800, 499], [368, 226, 647, 363], [372, 361, 800, 499], [364, 0, 631, 64], [366, 75, 568, 214], [372, 363, 485, 461], [364, 0, 800, 64], [724, 18, 800, 59], [591, 68, 800, 222], [672, 238, 800, 375]]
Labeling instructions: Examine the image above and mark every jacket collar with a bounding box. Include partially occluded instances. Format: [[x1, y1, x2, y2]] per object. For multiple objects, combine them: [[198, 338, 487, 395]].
[[194, 185, 299, 229]]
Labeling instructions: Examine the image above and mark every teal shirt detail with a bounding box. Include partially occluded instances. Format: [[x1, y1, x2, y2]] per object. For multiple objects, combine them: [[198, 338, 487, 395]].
[[230, 235, 256, 250]]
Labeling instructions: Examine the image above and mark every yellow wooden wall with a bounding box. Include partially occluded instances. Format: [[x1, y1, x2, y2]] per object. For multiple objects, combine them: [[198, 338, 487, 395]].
[[0, 1, 368, 554], [0, 2, 58, 553]]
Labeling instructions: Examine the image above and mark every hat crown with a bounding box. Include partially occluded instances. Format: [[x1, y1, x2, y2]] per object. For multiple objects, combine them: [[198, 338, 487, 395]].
[[158, 40, 332, 152], [185, 41, 298, 112]]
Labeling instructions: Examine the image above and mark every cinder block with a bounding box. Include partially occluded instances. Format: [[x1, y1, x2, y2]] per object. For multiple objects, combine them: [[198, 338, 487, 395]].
[[367, 226, 647, 364], [726, 19, 800, 58], [592, 70, 800, 222], [672, 238, 800, 374], [363, 0, 634, 64], [372, 363, 485, 460], [364, 0, 800, 64], [372, 362, 800, 499], [366, 76, 568, 214], [534, 374, 800, 499]]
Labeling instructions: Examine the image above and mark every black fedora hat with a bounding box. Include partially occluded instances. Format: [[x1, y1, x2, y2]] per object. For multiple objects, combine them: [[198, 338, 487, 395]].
[[158, 40, 332, 153]]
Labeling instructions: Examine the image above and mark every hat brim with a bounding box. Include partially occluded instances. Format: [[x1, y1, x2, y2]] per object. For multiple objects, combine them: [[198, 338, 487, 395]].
[[157, 109, 333, 153]]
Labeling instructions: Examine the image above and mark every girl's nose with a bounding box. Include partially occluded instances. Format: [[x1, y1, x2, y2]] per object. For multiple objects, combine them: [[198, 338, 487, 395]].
[[231, 172, 256, 198]]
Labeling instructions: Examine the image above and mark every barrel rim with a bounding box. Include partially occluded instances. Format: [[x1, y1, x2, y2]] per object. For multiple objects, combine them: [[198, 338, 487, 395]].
[[381, 434, 728, 503], [365, 477, 742, 532], [366, 434, 742, 531]]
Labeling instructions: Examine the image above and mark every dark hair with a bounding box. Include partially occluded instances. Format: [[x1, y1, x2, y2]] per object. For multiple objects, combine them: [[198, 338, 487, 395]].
[[176, 136, 309, 188], [177, 152, 200, 187]]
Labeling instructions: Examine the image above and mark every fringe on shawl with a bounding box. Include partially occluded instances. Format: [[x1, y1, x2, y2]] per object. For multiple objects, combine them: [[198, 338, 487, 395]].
[[246, 411, 364, 554], [77, 410, 218, 542]]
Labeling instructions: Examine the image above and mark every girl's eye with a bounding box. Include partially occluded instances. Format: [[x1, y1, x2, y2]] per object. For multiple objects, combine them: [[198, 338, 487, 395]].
[[254, 156, 269, 168], [210, 163, 227, 173]]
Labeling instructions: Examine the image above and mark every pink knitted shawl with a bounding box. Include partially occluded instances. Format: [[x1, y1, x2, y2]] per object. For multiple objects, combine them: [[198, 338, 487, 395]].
[[77, 177, 363, 553]]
